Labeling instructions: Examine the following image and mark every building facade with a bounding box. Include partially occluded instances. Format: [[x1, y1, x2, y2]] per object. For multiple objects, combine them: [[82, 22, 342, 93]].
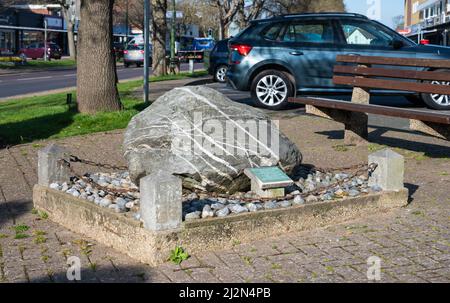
[[404, 0, 450, 45]]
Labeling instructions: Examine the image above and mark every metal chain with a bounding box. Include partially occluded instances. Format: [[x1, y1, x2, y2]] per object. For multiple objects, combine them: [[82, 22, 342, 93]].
[[59, 159, 138, 199], [68, 154, 128, 171], [60, 154, 378, 203], [310, 163, 369, 174], [203, 162, 378, 203]]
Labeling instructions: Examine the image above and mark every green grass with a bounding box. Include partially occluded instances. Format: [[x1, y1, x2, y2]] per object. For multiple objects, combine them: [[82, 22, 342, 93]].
[[0, 59, 76, 70], [0, 71, 207, 146]]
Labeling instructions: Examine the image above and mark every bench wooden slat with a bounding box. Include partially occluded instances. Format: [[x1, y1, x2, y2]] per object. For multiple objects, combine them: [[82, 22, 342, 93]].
[[333, 75, 450, 95], [288, 97, 450, 125], [334, 65, 450, 82], [336, 55, 450, 69]]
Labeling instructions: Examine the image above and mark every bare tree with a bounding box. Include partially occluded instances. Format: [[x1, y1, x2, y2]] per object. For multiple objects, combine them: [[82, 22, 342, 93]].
[[57, 0, 77, 60], [115, 0, 144, 30], [152, 0, 167, 76], [236, 0, 267, 29], [266, 0, 345, 15], [77, 0, 122, 113], [207, 0, 241, 40]]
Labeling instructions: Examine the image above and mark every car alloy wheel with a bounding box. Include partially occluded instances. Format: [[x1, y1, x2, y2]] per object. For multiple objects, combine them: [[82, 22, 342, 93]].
[[430, 80, 450, 106], [215, 66, 227, 82], [255, 75, 288, 107]]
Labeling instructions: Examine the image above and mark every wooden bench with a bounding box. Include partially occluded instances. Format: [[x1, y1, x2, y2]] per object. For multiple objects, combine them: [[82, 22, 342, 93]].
[[289, 55, 450, 145]]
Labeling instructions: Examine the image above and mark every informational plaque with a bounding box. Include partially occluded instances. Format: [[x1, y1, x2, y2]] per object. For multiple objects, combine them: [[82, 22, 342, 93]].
[[244, 167, 293, 190]]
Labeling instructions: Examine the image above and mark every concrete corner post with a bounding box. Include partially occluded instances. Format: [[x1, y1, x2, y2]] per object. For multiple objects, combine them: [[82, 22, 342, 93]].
[[38, 144, 71, 186], [368, 148, 404, 191], [140, 171, 182, 232]]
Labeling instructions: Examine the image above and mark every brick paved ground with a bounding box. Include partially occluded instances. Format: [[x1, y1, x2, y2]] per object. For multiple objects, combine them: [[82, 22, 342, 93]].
[[0, 114, 449, 283]]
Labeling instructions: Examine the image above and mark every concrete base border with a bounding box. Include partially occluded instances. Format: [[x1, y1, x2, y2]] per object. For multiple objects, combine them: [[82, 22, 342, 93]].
[[33, 184, 408, 266]]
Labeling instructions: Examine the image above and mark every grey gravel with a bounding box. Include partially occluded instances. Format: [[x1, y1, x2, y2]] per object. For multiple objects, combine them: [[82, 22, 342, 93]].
[[185, 211, 201, 221], [228, 204, 248, 214], [264, 201, 278, 210], [216, 207, 230, 217], [202, 205, 215, 218], [293, 195, 305, 205], [277, 200, 292, 208]]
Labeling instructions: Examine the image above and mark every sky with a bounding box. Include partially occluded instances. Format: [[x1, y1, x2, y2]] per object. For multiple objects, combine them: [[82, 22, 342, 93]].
[[344, 0, 405, 29]]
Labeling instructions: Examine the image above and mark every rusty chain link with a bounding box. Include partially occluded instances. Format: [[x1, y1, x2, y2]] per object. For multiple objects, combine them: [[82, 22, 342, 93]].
[[208, 162, 378, 202], [68, 154, 128, 171]]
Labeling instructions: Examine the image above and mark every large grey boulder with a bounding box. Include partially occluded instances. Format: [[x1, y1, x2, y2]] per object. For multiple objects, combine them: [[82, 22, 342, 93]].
[[123, 86, 302, 194]]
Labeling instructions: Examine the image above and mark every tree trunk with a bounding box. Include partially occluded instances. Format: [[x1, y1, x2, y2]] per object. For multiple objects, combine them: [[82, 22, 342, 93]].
[[62, 7, 76, 60], [77, 0, 122, 114], [152, 0, 167, 76], [218, 21, 224, 40]]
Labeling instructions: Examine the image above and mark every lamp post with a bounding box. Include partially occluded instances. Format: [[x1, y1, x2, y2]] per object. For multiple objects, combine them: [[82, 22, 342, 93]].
[[143, 0, 151, 105], [125, 0, 129, 43], [44, 19, 48, 62]]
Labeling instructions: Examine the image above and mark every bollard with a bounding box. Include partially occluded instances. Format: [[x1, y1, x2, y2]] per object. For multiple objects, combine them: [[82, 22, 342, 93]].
[[368, 148, 404, 191], [140, 170, 182, 232], [189, 59, 194, 74], [38, 144, 71, 187], [66, 93, 72, 105]]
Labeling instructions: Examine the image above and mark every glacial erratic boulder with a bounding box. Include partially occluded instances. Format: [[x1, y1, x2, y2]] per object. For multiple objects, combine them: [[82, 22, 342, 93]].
[[123, 86, 302, 194]]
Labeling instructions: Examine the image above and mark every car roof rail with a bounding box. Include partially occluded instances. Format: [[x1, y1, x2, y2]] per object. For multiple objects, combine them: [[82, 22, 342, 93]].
[[251, 12, 369, 22]]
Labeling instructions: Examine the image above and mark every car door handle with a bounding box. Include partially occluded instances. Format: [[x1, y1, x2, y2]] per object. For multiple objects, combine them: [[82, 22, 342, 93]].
[[289, 51, 304, 56]]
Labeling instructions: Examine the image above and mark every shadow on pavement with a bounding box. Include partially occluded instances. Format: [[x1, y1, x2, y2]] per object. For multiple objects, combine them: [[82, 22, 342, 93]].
[[29, 265, 159, 283], [404, 183, 420, 205], [0, 200, 33, 227], [316, 125, 450, 159]]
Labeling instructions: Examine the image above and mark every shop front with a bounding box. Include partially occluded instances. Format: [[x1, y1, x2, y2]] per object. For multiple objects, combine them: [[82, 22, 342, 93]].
[[0, 9, 17, 55]]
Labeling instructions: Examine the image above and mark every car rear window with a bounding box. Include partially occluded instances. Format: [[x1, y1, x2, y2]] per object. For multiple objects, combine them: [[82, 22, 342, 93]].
[[260, 23, 285, 41], [127, 44, 144, 50]]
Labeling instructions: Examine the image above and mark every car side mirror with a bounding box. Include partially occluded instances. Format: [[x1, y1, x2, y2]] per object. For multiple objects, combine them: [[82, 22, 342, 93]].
[[392, 39, 404, 49]]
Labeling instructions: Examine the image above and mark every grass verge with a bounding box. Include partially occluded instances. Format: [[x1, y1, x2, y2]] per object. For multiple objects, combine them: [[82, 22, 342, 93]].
[[0, 71, 207, 146], [0, 59, 76, 70]]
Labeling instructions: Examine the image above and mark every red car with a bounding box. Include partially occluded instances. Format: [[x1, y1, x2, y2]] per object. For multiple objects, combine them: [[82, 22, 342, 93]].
[[18, 42, 62, 60]]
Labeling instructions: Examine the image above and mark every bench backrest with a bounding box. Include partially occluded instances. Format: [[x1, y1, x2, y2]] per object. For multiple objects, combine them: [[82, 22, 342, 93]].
[[333, 55, 450, 95]]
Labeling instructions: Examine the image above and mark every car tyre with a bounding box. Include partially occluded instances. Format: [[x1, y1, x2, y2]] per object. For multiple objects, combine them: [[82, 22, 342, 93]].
[[421, 69, 450, 110], [214, 65, 228, 83], [251, 69, 294, 110], [405, 95, 424, 107], [124, 62, 130, 68]]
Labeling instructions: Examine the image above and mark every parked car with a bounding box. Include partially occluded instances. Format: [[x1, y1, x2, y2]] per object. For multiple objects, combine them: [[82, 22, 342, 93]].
[[227, 13, 450, 110], [123, 44, 152, 68], [113, 42, 126, 60], [208, 39, 229, 83], [18, 42, 62, 60]]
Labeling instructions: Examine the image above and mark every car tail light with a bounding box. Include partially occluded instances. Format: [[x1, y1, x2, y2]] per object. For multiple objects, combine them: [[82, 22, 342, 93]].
[[420, 39, 430, 45], [140, 50, 144, 54], [230, 44, 253, 56], [124, 50, 129, 54]]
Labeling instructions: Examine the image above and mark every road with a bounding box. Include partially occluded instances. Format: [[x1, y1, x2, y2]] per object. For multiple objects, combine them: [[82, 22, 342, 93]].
[[0, 62, 205, 99], [205, 82, 450, 131]]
